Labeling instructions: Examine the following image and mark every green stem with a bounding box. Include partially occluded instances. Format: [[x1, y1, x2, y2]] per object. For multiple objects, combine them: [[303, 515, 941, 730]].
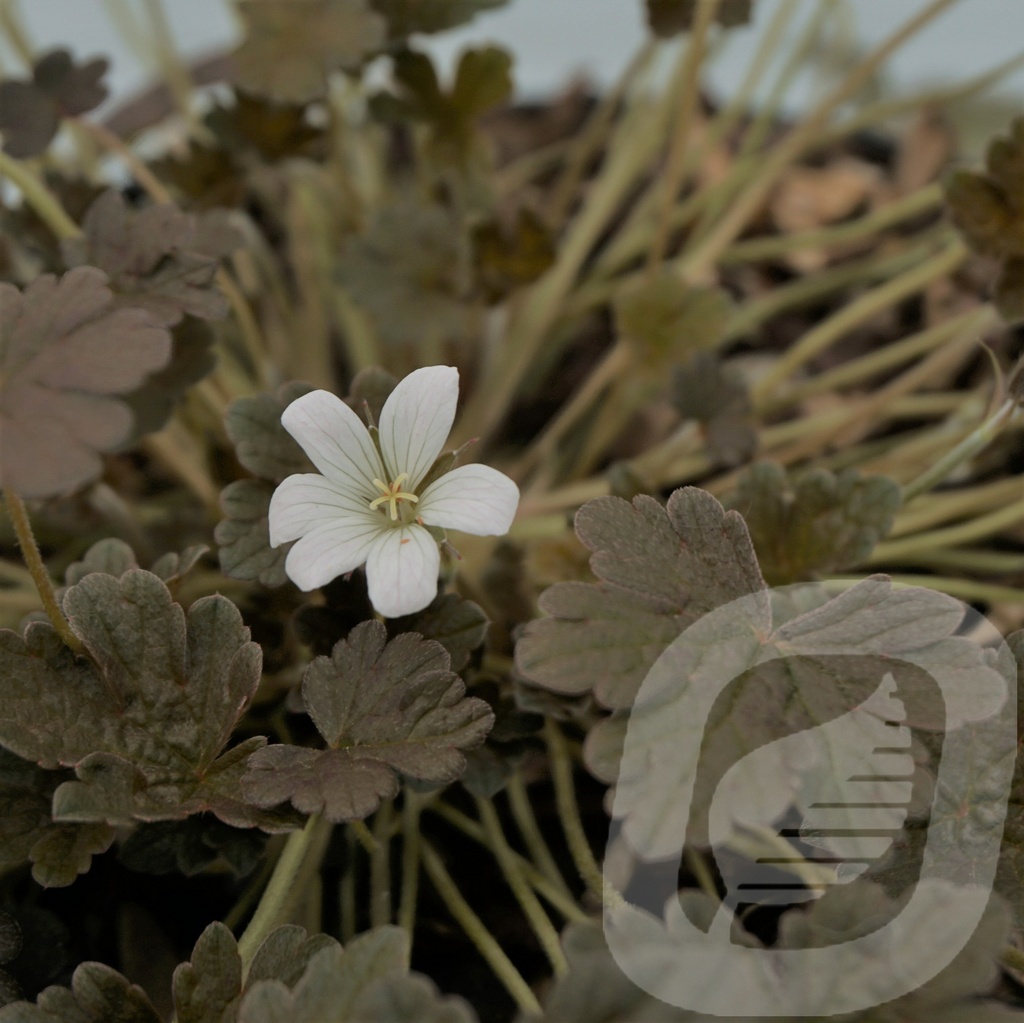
[[678, 0, 959, 280], [506, 774, 573, 898], [718, 182, 943, 266], [827, 575, 1024, 607], [751, 238, 967, 405], [431, 802, 589, 924], [421, 841, 542, 1015], [1002, 945, 1024, 974], [544, 720, 623, 910], [901, 398, 1021, 501], [476, 796, 569, 977], [2, 489, 84, 655], [339, 828, 358, 944], [0, 150, 80, 239], [397, 794, 422, 939], [869, 498, 1024, 562], [647, 0, 720, 270], [236, 815, 332, 974], [772, 306, 994, 410], [370, 800, 393, 928]]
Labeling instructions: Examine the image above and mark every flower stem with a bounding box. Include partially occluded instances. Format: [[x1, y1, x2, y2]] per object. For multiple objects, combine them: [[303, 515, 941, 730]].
[[751, 237, 968, 404], [506, 774, 573, 898], [370, 799, 393, 928], [0, 150, 81, 239], [647, 0, 720, 271], [901, 398, 1021, 501], [421, 840, 542, 1015], [544, 720, 624, 911], [236, 814, 332, 974], [2, 489, 84, 655], [475, 796, 569, 977], [431, 802, 589, 924], [397, 793, 422, 939]]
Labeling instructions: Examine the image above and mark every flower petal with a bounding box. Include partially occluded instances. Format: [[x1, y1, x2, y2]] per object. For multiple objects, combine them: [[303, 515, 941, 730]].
[[364, 524, 440, 618], [283, 514, 385, 591], [378, 365, 459, 488], [418, 464, 519, 536], [268, 473, 377, 547], [281, 389, 384, 497]]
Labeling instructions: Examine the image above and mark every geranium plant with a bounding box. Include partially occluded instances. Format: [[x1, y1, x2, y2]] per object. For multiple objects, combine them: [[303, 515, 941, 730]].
[[0, 0, 1023, 1020]]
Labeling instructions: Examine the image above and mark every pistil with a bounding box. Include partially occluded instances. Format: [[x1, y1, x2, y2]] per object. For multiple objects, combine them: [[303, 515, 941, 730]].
[[369, 473, 420, 521]]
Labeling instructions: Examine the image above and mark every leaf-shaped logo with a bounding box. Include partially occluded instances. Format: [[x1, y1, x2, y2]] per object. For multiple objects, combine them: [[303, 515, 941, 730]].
[[603, 580, 1017, 1016]]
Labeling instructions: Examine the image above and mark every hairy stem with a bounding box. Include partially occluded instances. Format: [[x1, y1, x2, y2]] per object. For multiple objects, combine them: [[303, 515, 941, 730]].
[[2, 489, 84, 655]]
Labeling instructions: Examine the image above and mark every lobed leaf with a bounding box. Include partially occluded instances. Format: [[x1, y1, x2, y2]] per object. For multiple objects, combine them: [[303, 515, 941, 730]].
[[216, 480, 291, 586], [243, 621, 494, 821], [515, 488, 766, 709], [233, 0, 386, 103], [0, 961, 162, 1023], [946, 117, 1024, 320], [224, 383, 314, 482], [369, 0, 507, 38], [0, 49, 108, 158], [336, 201, 472, 348], [729, 462, 901, 583], [0, 744, 115, 889], [0, 570, 280, 829], [614, 273, 732, 370], [0, 268, 171, 498], [672, 351, 757, 466], [645, 0, 755, 37], [61, 191, 232, 326]]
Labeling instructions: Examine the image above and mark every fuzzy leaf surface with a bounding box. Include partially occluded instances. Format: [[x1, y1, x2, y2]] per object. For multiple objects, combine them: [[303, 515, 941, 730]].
[[0, 268, 171, 498], [224, 383, 313, 482], [0, 962, 161, 1023], [0, 571, 269, 827], [216, 480, 290, 586], [233, 0, 386, 103], [0, 747, 115, 887], [515, 488, 766, 709], [243, 621, 494, 821], [61, 191, 229, 326], [730, 463, 900, 583]]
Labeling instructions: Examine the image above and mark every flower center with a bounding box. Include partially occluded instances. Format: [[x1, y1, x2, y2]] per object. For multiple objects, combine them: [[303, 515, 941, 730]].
[[368, 473, 420, 522]]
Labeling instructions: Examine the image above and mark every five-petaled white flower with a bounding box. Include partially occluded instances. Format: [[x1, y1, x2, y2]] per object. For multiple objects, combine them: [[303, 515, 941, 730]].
[[268, 365, 519, 617]]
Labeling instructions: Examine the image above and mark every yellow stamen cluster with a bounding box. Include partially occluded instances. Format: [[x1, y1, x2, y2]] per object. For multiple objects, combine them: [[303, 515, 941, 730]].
[[369, 473, 420, 521]]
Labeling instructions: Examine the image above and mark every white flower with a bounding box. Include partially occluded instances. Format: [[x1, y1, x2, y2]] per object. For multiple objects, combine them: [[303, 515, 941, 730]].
[[268, 365, 519, 617]]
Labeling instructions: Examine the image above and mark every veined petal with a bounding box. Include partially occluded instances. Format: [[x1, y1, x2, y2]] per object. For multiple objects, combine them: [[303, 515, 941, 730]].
[[281, 389, 384, 498], [364, 524, 440, 618], [268, 473, 377, 547], [284, 514, 385, 591], [378, 365, 458, 488], [418, 464, 519, 536]]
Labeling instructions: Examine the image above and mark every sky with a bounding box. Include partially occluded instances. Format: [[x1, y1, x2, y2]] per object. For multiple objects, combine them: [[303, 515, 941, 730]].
[[2, 0, 1022, 125]]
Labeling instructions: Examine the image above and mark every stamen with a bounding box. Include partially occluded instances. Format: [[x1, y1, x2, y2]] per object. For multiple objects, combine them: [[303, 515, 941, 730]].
[[368, 473, 420, 521]]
